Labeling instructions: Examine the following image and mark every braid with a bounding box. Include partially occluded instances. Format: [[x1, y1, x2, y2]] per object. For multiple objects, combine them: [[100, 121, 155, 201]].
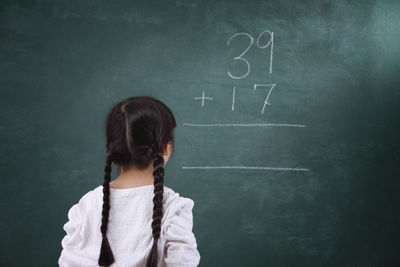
[[146, 150, 165, 267], [98, 156, 115, 266]]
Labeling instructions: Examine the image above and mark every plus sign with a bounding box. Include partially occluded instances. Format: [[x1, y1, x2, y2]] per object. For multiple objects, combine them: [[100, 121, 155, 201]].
[[193, 91, 213, 107]]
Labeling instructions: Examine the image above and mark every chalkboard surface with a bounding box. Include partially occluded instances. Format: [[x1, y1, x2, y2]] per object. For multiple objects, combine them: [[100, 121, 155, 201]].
[[1, 0, 399, 266]]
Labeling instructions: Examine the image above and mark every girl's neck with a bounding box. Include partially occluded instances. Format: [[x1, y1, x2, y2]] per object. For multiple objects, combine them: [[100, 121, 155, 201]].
[[110, 165, 155, 189]]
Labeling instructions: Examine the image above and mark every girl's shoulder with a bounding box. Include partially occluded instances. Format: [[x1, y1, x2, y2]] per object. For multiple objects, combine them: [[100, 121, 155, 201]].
[[70, 186, 99, 214], [162, 186, 194, 208], [162, 186, 195, 224]]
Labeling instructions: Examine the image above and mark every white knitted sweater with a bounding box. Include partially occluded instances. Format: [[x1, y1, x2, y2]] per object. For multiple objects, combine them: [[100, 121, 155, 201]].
[[58, 184, 200, 267]]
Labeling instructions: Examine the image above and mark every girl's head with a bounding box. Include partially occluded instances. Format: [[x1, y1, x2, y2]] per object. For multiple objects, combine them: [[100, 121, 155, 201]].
[[99, 96, 177, 267]]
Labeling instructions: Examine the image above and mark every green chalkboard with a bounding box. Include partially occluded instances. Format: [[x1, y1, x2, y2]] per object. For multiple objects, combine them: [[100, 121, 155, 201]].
[[1, 0, 399, 266]]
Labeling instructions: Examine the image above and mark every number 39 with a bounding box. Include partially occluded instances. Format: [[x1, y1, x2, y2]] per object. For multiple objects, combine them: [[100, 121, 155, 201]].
[[227, 29, 274, 80]]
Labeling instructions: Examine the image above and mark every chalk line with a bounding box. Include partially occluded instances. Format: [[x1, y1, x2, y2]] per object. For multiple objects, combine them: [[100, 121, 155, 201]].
[[181, 166, 310, 171], [183, 123, 306, 127]]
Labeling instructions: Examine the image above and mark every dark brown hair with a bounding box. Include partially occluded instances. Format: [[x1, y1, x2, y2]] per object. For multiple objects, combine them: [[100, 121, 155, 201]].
[[98, 96, 176, 267]]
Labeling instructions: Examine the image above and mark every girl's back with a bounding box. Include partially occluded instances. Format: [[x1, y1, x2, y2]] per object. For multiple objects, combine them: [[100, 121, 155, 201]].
[[59, 184, 200, 266]]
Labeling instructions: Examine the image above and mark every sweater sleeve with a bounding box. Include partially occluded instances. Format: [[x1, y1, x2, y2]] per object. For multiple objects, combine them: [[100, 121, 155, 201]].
[[161, 197, 201, 267], [58, 197, 92, 267]]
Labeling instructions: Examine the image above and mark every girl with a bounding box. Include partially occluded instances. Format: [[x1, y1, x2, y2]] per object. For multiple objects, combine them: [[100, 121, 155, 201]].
[[58, 96, 201, 267]]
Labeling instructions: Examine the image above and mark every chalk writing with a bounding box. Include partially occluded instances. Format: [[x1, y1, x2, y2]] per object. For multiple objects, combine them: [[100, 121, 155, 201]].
[[185, 29, 308, 172], [253, 83, 277, 114], [227, 32, 254, 79], [193, 91, 213, 107]]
